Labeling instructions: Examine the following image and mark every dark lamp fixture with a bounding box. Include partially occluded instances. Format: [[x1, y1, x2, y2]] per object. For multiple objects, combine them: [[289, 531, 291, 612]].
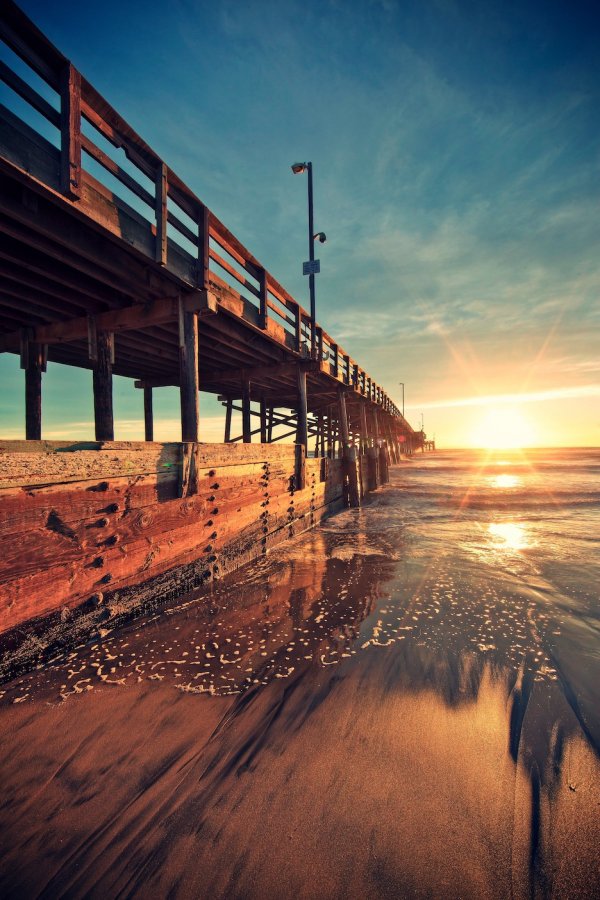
[[291, 162, 307, 174], [313, 232, 326, 243]]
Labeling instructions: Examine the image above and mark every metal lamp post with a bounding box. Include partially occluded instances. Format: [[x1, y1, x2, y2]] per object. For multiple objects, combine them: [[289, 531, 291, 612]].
[[291, 161, 325, 359], [399, 382, 405, 418]]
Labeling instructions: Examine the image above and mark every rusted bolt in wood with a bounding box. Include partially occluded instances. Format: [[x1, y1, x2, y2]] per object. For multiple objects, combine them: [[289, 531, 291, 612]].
[[206, 519, 213, 527], [211, 483, 220, 490], [96, 517, 109, 528], [103, 503, 119, 513], [205, 544, 213, 553], [208, 495, 216, 502], [100, 573, 112, 584], [212, 507, 219, 515], [91, 556, 104, 568], [104, 534, 119, 546], [211, 531, 218, 539], [208, 470, 215, 477]]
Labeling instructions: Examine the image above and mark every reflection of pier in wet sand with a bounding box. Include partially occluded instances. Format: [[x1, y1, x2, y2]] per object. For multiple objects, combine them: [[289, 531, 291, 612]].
[[1, 456, 599, 899]]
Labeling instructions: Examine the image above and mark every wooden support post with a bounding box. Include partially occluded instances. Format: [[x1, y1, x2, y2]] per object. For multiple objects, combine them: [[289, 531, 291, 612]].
[[344, 445, 361, 508], [379, 441, 389, 484], [260, 399, 267, 443], [337, 389, 350, 450], [60, 63, 81, 199], [224, 398, 232, 442], [23, 341, 45, 440], [372, 407, 380, 445], [297, 367, 308, 449], [360, 402, 369, 453], [155, 162, 168, 265], [93, 331, 114, 441], [143, 386, 153, 441], [327, 407, 333, 459], [242, 377, 252, 443], [178, 302, 199, 442], [267, 406, 274, 442]]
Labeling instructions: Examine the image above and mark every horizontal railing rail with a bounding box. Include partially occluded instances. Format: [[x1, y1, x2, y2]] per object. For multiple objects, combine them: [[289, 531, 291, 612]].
[[0, 0, 408, 423]]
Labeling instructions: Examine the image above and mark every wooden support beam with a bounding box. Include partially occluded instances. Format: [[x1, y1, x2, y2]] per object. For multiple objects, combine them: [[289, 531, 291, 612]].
[[224, 398, 232, 443], [267, 405, 274, 442], [93, 331, 114, 441], [0, 293, 218, 353], [178, 303, 199, 442], [201, 360, 309, 386], [242, 377, 251, 443], [60, 63, 81, 199], [143, 386, 153, 441]]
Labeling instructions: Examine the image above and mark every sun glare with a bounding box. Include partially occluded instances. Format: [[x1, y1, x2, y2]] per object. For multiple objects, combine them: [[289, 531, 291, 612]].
[[470, 406, 536, 450]]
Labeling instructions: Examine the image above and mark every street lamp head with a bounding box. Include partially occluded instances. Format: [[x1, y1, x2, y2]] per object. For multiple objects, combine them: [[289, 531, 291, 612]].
[[313, 231, 326, 243], [291, 162, 307, 174]]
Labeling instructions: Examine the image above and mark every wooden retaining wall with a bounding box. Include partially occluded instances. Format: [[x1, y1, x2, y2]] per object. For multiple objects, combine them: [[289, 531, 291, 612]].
[[0, 441, 346, 652]]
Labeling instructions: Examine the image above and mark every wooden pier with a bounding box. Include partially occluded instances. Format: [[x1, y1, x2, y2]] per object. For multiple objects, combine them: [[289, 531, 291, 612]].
[[0, 2, 429, 667]]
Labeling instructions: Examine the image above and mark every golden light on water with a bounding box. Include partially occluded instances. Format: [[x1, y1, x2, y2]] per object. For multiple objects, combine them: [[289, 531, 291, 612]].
[[470, 406, 537, 450], [488, 522, 529, 550], [489, 473, 521, 488]]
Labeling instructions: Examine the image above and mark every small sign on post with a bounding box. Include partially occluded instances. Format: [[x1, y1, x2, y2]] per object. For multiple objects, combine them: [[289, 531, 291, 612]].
[[302, 259, 320, 276]]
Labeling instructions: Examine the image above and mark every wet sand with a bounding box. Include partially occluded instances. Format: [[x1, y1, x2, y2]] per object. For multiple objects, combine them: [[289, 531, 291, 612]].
[[1, 451, 599, 898]]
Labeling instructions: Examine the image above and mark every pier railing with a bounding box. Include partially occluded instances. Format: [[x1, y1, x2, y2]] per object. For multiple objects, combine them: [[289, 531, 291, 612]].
[[0, 0, 409, 422]]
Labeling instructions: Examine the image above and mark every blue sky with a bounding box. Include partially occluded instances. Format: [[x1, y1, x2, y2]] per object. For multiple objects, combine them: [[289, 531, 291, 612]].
[[1, 0, 599, 446]]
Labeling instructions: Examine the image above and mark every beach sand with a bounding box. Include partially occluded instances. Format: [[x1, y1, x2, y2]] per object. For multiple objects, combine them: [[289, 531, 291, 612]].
[[1, 450, 599, 898]]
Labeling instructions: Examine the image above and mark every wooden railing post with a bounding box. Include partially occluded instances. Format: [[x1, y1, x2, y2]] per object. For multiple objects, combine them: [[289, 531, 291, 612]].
[[155, 162, 168, 265], [198, 205, 209, 290], [60, 63, 81, 199], [258, 268, 268, 329], [316, 326, 323, 362], [294, 305, 301, 353]]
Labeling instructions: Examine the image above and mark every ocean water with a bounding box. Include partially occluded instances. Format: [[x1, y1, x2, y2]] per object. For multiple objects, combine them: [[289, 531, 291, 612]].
[[1, 448, 599, 898]]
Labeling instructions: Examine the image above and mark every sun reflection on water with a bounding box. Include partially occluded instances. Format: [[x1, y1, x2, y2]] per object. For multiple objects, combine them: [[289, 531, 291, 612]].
[[488, 522, 529, 550], [489, 474, 521, 489]]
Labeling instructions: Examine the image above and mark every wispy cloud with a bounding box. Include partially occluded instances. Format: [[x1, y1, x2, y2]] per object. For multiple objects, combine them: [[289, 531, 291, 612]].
[[409, 384, 600, 411]]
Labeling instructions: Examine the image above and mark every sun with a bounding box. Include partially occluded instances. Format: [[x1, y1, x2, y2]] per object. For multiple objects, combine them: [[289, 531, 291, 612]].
[[470, 405, 537, 449]]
